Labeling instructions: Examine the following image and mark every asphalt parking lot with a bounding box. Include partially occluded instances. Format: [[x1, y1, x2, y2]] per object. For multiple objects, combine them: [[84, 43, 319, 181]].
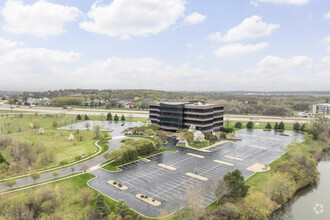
[[89, 129, 304, 218]]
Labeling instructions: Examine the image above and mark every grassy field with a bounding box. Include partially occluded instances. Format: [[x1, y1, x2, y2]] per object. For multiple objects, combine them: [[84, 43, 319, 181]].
[[224, 120, 297, 131], [88, 115, 147, 123], [0, 114, 98, 172]]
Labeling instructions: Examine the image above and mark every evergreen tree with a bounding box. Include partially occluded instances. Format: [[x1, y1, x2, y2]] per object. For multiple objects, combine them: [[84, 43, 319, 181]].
[[246, 121, 254, 129], [114, 114, 119, 121], [278, 121, 285, 130], [76, 114, 82, 120], [274, 122, 279, 130], [293, 122, 300, 131], [94, 194, 110, 217], [121, 114, 125, 121], [224, 169, 249, 199], [301, 123, 306, 131], [84, 114, 89, 120], [107, 112, 112, 121], [265, 122, 272, 129], [115, 199, 130, 217]]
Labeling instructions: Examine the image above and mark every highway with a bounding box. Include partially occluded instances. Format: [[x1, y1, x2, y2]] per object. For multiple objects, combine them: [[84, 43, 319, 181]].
[[0, 104, 315, 123]]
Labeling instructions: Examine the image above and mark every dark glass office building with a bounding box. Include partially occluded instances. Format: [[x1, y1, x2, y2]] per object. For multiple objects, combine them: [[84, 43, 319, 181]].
[[149, 101, 224, 132]]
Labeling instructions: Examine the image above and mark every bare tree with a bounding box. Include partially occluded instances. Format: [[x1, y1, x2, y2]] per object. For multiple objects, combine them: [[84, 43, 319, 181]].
[[186, 181, 205, 220], [78, 188, 94, 205], [215, 178, 230, 204], [85, 122, 90, 130]]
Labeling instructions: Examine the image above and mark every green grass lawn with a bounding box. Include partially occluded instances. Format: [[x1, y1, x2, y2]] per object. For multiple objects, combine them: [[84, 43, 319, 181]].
[[245, 153, 288, 192], [87, 115, 147, 123], [0, 114, 99, 172], [224, 121, 297, 131], [188, 141, 214, 149]]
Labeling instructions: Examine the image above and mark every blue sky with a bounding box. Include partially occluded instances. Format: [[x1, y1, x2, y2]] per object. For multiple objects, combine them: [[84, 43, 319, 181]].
[[0, 0, 329, 91]]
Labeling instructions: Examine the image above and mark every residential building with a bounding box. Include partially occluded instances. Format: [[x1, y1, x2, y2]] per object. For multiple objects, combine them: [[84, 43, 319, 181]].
[[149, 101, 224, 132]]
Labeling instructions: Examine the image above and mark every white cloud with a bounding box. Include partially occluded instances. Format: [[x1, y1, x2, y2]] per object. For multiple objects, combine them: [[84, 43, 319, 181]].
[[0, 52, 329, 91], [0, 47, 80, 90], [0, 37, 18, 51], [322, 35, 330, 51], [206, 32, 222, 41], [254, 0, 310, 5], [207, 16, 279, 42], [324, 11, 330, 20], [80, 0, 185, 38], [186, 43, 194, 48], [184, 12, 206, 25], [320, 56, 330, 63], [214, 43, 268, 58], [1, 0, 81, 37], [245, 55, 313, 76], [323, 35, 330, 44]]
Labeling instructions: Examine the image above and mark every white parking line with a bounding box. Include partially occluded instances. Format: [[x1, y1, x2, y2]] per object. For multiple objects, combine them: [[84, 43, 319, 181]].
[[225, 155, 244, 161], [187, 153, 205, 158]]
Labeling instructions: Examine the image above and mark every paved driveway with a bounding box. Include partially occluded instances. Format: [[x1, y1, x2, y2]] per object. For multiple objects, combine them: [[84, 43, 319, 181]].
[[88, 129, 304, 218]]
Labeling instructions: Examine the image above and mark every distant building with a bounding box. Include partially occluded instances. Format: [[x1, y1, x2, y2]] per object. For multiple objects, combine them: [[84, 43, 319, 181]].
[[124, 101, 135, 108], [309, 104, 330, 115], [149, 101, 224, 132]]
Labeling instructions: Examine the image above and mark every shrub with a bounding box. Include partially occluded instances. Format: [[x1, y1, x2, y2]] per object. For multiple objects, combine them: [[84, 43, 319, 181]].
[[59, 160, 68, 166], [144, 195, 148, 198], [118, 183, 122, 187], [145, 129, 155, 137], [141, 195, 144, 198], [113, 181, 117, 185], [220, 127, 234, 133], [246, 121, 254, 129], [241, 191, 275, 219], [152, 199, 155, 202], [263, 172, 296, 205], [234, 122, 242, 128], [220, 133, 227, 139]]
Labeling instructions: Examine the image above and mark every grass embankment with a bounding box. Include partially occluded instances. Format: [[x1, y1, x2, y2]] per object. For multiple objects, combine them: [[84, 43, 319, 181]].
[[0, 173, 154, 219]]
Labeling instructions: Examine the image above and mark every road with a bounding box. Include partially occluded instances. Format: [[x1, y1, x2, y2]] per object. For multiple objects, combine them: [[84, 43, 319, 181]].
[[0, 104, 315, 123]]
